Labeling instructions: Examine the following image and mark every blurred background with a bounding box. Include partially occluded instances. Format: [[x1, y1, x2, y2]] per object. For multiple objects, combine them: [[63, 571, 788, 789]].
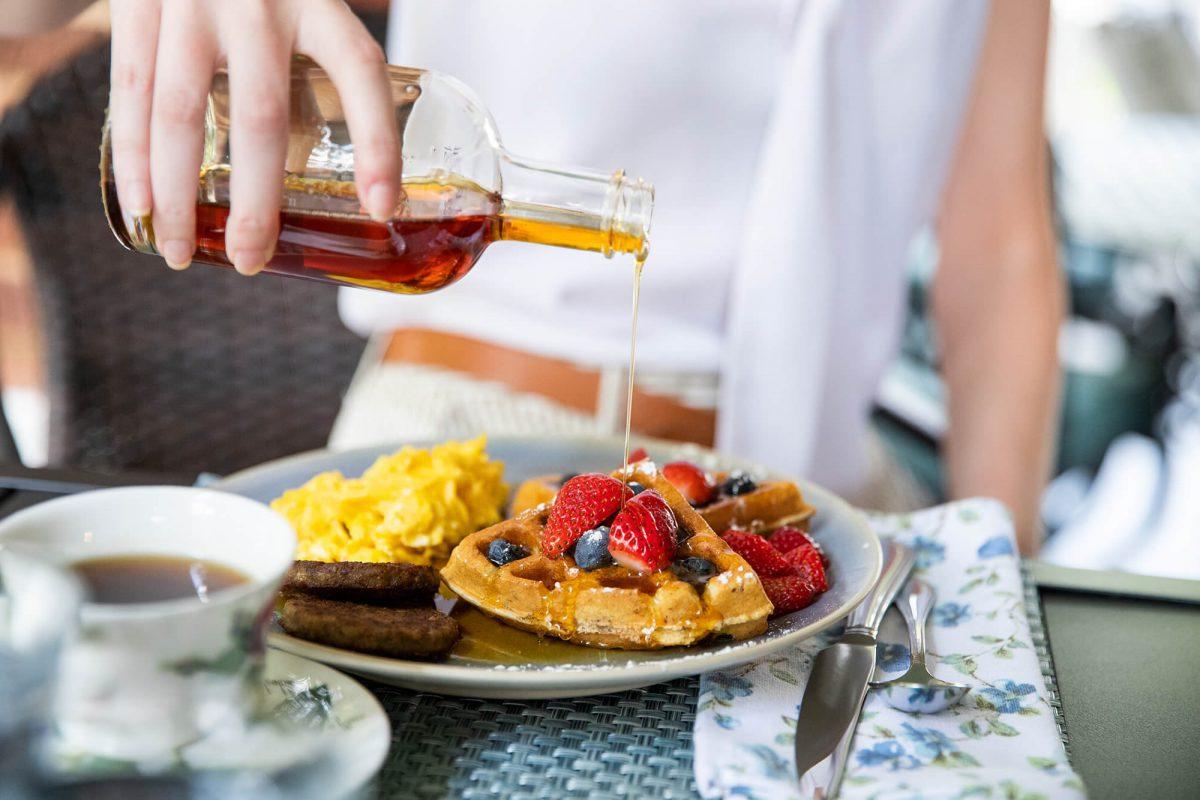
[[1, 0, 1197, 579]]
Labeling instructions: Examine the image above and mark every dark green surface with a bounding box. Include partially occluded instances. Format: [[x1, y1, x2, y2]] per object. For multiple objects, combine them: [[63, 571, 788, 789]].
[[1042, 590, 1200, 800]]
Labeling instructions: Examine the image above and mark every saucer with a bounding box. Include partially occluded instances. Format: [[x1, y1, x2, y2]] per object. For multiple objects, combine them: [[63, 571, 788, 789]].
[[48, 649, 391, 796]]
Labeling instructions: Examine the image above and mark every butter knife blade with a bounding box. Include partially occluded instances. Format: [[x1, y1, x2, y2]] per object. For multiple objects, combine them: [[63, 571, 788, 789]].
[[794, 539, 916, 798]]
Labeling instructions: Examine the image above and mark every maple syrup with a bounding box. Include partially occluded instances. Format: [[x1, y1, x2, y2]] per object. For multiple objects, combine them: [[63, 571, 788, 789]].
[[449, 605, 625, 666], [102, 168, 650, 295], [192, 203, 497, 293], [621, 255, 646, 486]]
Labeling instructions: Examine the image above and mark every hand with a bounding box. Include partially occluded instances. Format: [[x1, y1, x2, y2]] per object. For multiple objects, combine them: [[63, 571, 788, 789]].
[[108, 0, 400, 274]]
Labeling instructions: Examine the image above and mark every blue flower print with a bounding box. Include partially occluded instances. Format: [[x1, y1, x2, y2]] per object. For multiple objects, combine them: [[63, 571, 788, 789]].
[[707, 671, 753, 703], [901, 686, 951, 712], [856, 740, 920, 771], [932, 602, 971, 628], [980, 680, 1036, 714], [876, 642, 910, 673], [977, 535, 1015, 559], [900, 722, 956, 760], [911, 536, 946, 569], [727, 787, 766, 800], [742, 744, 792, 781]]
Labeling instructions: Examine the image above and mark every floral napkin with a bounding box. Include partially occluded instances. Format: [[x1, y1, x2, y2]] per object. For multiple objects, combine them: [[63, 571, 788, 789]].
[[694, 499, 1086, 800]]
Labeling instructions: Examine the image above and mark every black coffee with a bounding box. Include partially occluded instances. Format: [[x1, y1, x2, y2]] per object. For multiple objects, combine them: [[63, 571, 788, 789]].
[[71, 554, 249, 604]]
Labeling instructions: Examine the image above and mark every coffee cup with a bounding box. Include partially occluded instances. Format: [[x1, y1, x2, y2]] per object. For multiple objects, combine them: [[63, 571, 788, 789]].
[[0, 486, 295, 766]]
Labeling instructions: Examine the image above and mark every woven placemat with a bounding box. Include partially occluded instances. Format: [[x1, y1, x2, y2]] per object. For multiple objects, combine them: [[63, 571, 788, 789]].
[[368, 678, 699, 799], [363, 565, 1059, 799]]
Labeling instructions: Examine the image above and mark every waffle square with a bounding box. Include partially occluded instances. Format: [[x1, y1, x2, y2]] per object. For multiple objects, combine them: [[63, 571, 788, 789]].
[[442, 464, 772, 649]]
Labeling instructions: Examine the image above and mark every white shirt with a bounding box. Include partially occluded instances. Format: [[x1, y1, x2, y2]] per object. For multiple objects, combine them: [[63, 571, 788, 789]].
[[343, 0, 990, 496]]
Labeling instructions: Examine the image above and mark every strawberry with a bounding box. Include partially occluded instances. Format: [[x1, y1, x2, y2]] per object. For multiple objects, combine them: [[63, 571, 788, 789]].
[[662, 461, 716, 506], [769, 525, 818, 555], [784, 545, 828, 593], [628, 447, 649, 463], [608, 490, 678, 572], [761, 574, 820, 615], [721, 529, 792, 577], [542, 473, 632, 558], [632, 489, 677, 535]]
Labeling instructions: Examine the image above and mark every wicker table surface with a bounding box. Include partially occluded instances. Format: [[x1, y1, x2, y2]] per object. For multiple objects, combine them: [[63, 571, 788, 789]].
[[370, 678, 699, 800]]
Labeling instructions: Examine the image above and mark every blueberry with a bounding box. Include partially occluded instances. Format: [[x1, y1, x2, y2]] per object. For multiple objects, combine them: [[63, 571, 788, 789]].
[[487, 539, 530, 567], [720, 471, 758, 497], [626, 481, 647, 496], [558, 472, 579, 487], [671, 556, 717, 587], [572, 526, 614, 571]]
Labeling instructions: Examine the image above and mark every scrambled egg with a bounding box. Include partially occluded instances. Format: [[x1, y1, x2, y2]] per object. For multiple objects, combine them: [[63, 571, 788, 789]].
[[271, 437, 508, 566]]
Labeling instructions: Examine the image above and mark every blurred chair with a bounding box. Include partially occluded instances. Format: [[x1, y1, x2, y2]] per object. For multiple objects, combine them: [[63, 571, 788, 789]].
[[0, 42, 366, 476]]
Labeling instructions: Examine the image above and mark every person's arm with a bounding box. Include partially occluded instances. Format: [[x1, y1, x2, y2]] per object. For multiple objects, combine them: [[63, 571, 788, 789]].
[[933, 0, 1064, 555]]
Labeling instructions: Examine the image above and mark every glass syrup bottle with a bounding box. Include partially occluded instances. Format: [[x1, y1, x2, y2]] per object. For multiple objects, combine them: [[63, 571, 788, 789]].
[[100, 57, 652, 293]]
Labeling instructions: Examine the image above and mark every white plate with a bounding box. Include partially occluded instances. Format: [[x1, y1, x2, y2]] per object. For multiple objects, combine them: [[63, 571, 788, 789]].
[[216, 436, 882, 699]]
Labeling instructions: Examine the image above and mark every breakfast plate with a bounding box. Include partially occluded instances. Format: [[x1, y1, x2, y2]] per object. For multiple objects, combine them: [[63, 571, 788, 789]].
[[220, 438, 888, 700], [217, 435, 882, 699]]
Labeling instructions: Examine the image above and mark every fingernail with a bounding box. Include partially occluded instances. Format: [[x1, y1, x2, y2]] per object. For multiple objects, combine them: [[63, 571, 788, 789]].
[[160, 240, 192, 270], [232, 250, 265, 276], [366, 182, 396, 222]]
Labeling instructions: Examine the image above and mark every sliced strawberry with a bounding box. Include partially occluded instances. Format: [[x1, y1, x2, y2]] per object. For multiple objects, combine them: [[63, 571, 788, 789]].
[[542, 473, 632, 558], [761, 574, 820, 615], [630, 489, 678, 538], [721, 529, 792, 577], [769, 525, 817, 555], [628, 447, 649, 463], [608, 490, 678, 572], [784, 545, 828, 593], [662, 461, 716, 506]]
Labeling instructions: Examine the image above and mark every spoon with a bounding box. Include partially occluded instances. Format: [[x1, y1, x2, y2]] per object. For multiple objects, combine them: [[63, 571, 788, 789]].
[[872, 577, 969, 713]]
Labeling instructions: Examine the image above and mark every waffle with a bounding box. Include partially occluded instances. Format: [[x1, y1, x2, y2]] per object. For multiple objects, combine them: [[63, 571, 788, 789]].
[[509, 474, 560, 516], [699, 472, 816, 534], [442, 464, 772, 649], [511, 470, 816, 533]]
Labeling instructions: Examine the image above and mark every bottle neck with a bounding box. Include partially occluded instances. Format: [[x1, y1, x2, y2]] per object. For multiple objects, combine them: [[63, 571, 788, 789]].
[[497, 155, 653, 260]]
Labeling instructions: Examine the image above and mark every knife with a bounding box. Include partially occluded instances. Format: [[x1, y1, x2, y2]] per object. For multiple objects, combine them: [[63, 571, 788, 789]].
[[793, 539, 916, 799]]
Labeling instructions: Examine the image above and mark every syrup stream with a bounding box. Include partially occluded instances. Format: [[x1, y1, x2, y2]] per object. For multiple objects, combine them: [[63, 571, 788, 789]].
[[620, 255, 646, 492]]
